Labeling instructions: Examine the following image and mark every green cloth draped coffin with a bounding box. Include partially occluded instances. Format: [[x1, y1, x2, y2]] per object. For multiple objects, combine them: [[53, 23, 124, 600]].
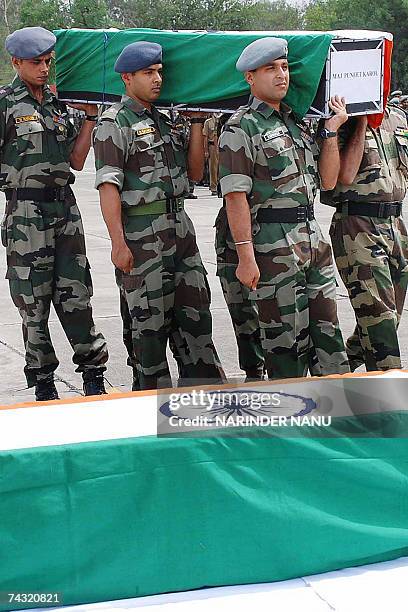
[[55, 29, 334, 118]]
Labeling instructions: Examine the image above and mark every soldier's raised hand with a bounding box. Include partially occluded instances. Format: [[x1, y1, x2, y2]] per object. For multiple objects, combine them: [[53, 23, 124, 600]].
[[325, 96, 348, 131]]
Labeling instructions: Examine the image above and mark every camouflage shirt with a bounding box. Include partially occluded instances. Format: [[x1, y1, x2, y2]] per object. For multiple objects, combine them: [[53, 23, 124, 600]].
[[93, 95, 189, 208], [321, 107, 408, 206], [0, 76, 77, 189], [218, 96, 319, 214]]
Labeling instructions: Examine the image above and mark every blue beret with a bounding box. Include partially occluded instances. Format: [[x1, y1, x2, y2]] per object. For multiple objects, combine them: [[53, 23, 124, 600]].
[[236, 37, 288, 72], [5, 27, 56, 59], [114, 41, 162, 74]]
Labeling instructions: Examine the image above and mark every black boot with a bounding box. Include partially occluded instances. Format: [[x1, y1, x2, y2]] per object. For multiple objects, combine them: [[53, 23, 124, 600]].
[[83, 371, 107, 396], [35, 377, 59, 401], [244, 365, 266, 383]]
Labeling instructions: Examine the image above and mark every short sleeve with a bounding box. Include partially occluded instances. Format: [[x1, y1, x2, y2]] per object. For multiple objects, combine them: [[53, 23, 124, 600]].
[[93, 119, 127, 190], [218, 122, 254, 196]]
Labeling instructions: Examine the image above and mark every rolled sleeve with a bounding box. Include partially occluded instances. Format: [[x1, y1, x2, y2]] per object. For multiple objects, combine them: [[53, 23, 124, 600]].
[[93, 119, 127, 191], [219, 124, 254, 196]]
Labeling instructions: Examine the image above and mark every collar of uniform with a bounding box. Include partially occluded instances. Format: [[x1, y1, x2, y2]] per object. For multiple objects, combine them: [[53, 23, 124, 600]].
[[250, 95, 292, 119], [11, 75, 53, 104], [121, 94, 150, 116]]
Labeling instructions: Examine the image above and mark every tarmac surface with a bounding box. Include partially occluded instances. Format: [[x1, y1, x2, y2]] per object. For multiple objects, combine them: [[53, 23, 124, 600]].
[[0, 151, 407, 405]]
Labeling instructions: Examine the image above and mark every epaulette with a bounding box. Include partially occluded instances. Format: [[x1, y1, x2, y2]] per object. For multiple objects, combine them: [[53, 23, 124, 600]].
[[0, 85, 13, 100], [227, 106, 250, 126]]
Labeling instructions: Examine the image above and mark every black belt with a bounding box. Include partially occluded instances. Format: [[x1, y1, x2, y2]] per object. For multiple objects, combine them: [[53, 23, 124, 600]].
[[336, 201, 402, 218], [5, 186, 71, 202], [257, 205, 315, 223]]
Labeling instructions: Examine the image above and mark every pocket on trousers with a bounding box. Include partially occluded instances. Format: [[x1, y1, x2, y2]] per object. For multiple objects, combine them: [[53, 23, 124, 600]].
[[121, 273, 151, 322], [249, 284, 281, 324], [349, 264, 386, 315], [6, 266, 35, 307]]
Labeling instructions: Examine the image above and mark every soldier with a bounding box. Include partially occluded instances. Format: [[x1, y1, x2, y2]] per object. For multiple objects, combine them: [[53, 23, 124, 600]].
[[322, 108, 408, 371], [93, 41, 225, 390], [0, 27, 108, 401], [203, 114, 220, 195], [218, 37, 350, 379]]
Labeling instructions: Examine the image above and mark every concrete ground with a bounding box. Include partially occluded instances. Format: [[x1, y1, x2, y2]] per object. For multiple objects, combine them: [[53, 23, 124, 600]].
[[0, 152, 407, 405]]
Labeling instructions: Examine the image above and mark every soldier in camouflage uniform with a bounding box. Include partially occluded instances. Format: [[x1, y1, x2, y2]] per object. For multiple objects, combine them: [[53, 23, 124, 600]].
[[322, 110, 408, 371], [94, 41, 225, 390], [0, 27, 108, 401], [218, 37, 350, 379]]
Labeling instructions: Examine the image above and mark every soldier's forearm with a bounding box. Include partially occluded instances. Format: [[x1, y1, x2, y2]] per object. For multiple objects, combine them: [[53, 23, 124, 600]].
[[338, 117, 368, 186], [318, 137, 340, 190], [225, 193, 255, 260], [70, 119, 94, 170], [98, 183, 126, 246]]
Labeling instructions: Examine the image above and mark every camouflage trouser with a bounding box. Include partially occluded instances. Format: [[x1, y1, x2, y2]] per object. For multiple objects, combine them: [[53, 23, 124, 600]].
[[1, 194, 108, 387], [119, 209, 225, 390], [208, 144, 219, 193], [330, 212, 408, 371], [215, 208, 264, 375], [251, 219, 349, 379], [119, 285, 189, 389]]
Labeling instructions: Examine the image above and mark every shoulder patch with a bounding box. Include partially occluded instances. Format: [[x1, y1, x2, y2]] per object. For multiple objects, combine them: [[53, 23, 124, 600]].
[[227, 106, 250, 126], [0, 85, 13, 100]]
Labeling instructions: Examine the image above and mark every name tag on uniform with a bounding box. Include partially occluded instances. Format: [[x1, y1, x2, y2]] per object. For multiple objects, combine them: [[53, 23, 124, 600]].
[[396, 127, 408, 138], [135, 127, 155, 136], [15, 115, 40, 124], [262, 128, 285, 142]]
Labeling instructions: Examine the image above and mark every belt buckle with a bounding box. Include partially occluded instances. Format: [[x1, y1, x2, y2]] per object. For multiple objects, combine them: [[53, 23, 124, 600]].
[[307, 205, 314, 220], [377, 202, 387, 218], [296, 207, 307, 222], [167, 197, 176, 213]]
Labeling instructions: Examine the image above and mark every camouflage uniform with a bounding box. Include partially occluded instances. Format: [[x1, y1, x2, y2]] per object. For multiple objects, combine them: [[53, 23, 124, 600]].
[[218, 96, 349, 379], [94, 95, 224, 389], [0, 76, 108, 387], [322, 108, 408, 371], [203, 115, 220, 193]]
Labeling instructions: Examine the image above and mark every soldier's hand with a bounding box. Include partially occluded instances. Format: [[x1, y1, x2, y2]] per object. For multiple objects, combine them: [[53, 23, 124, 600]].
[[112, 242, 134, 274], [68, 103, 98, 116], [236, 258, 260, 290], [325, 96, 348, 131]]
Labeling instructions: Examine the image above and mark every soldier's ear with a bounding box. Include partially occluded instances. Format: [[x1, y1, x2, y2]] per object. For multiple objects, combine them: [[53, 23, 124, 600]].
[[245, 71, 254, 86]]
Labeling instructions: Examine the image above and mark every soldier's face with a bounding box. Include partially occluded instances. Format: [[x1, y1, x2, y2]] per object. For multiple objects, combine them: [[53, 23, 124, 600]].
[[12, 53, 52, 87], [122, 64, 163, 104], [246, 59, 290, 104]]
